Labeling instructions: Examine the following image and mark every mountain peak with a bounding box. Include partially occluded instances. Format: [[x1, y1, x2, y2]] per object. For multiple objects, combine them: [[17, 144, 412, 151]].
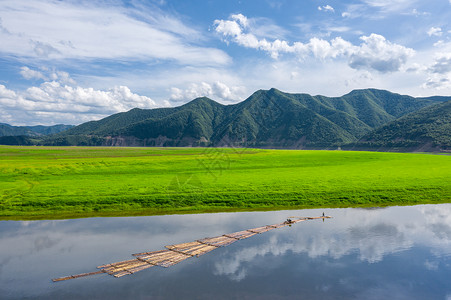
[[345, 88, 388, 96], [182, 96, 221, 107]]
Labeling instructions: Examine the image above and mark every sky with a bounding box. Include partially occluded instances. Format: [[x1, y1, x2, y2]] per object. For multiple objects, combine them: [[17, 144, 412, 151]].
[[1, 0, 451, 125]]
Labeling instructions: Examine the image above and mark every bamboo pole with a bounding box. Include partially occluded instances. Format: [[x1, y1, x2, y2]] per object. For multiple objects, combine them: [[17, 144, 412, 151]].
[[52, 270, 105, 282]]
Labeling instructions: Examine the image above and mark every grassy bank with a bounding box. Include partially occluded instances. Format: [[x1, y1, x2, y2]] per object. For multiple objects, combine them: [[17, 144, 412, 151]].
[[1, 146, 450, 220]]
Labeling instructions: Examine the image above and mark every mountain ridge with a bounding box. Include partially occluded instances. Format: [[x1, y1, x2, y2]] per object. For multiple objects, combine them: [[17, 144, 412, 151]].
[[42, 88, 450, 150], [0, 123, 74, 137], [349, 99, 451, 151], [1, 88, 450, 151]]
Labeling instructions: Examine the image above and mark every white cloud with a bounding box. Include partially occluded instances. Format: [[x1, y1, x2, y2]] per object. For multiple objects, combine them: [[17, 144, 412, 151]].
[[340, 4, 367, 19], [327, 26, 352, 33], [408, 8, 430, 17], [0, 84, 17, 99], [216, 14, 288, 41], [349, 34, 415, 73], [342, 0, 418, 19], [427, 27, 443, 37], [433, 40, 445, 47], [423, 73, 451, 90], [215, 15, 321, 59], [362, 0, 416, 13], [429, 53, 451, 74], [19, 66, 77, 85], [19, 67, 47, 81], [23, 82, 156, 112], [0, 72, 157, 125], [0, 0, 230, 66], [230, 13, 249, 28], [50, 71, 76, 86], [170, 81, 245, 103], [420, 51, 451, 90], [215, 15, 244, 37], [342, 12, 351, 17], [214, 15, 414, 73], [318, 5, 335, 12]]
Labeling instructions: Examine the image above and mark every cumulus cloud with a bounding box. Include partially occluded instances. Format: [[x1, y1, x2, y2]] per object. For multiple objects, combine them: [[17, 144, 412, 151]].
[[348, 34, 414, 72], [0, 84, 17, 99], [0, 0, 230, 66], [20, 67, 47, 81], [422, 53, 451, 89], [23, 82, 155, 112], [170, 81, 245, 103], [318, 5, 335, 12], [214, 14, 296, 59], [49, 70, 77, 85], [422, 75, 451, 89], [427, 27, 443, 37], [214, 14, 414, 73], [0, 69, 157, 125], [19, 66, 76, 85], [429, 54, 451, 74]]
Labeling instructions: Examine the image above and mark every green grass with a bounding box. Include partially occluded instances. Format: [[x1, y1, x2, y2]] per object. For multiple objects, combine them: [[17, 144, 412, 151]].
[[0, 145, 450, 220]]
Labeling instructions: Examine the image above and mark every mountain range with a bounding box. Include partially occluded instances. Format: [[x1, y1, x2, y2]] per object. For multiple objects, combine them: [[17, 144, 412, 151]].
[[1, 88, 450, 151], [352, 99, 451, 151], [0, 123, 74, 137]]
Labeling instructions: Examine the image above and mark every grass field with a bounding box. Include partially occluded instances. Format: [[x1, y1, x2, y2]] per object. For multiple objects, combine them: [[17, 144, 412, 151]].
[[0, 145, 450, 220]]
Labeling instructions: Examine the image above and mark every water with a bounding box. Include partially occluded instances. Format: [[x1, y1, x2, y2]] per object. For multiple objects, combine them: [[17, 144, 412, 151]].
[[1, 205, 451, 299]]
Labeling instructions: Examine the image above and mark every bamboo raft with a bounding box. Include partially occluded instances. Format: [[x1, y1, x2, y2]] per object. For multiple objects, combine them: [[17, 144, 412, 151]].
[[52, 216, 331, 282]]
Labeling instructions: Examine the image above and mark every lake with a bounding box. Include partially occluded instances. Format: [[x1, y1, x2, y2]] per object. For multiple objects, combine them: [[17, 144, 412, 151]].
[[1, 204, 451, 299]]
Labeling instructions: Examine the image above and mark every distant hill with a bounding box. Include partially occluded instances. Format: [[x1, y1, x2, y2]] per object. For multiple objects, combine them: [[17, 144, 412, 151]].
[[0, 123, 35, 137], [0, 123, 73, 137], [39, 88, 450, 150], [27, 124, 74, 135], [349, 100, 451, 152]]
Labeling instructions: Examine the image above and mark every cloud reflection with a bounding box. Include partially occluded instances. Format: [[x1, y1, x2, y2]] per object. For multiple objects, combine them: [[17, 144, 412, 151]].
[[213, 205, 451, 281], [1, 204, 451, 298]]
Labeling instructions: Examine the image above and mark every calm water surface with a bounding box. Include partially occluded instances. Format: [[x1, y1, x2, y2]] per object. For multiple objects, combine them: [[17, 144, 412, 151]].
[[1, 205, 451, 299]]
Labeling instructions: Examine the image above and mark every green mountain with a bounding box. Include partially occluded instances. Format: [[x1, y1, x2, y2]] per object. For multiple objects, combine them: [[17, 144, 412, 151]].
[[0, 123, 35, 136], [350, 100, 451, 151], [0, 123, 73, 137], [26, 124, 74, 135], [39, 88, 449, 149]]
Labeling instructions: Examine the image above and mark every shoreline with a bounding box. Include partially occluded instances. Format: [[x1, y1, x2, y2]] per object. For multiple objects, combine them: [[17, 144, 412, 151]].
[[2, 200, 450, 221]]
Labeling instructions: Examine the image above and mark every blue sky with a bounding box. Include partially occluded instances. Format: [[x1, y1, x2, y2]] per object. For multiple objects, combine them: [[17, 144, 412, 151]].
[[1, 0, 451, 125]]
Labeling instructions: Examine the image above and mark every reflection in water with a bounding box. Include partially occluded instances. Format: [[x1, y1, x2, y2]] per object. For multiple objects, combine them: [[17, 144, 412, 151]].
[[53, 217, 330, 281], [1, 205, 451, 299], [213, 222, 412, 282], [34, 236, 61, 252]]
